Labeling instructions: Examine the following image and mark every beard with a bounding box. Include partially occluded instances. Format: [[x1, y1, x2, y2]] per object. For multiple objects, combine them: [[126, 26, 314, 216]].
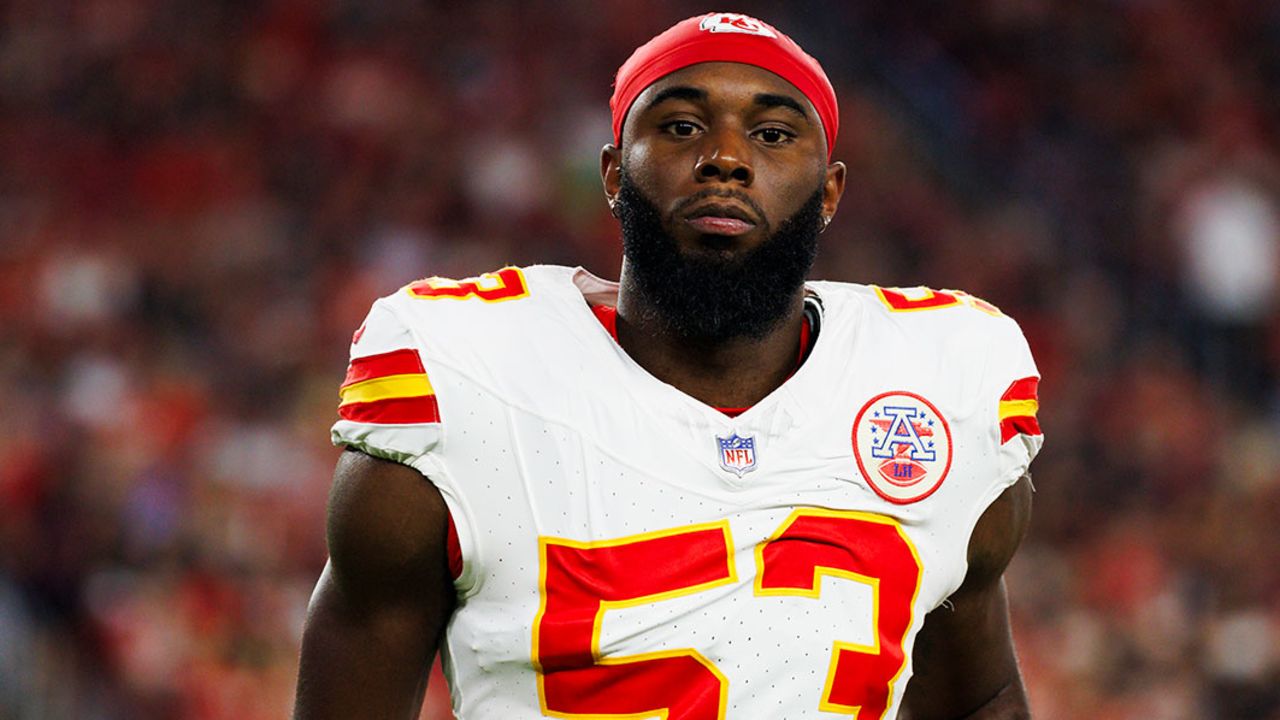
[[615, 170, 824, 342]]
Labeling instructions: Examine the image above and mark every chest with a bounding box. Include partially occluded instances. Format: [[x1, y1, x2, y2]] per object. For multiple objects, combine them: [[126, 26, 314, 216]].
[[441, 408, 955, 718]]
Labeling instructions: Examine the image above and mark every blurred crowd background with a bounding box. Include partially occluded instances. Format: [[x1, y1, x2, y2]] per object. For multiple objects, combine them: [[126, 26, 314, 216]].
[[2, 1, 1279, 718]]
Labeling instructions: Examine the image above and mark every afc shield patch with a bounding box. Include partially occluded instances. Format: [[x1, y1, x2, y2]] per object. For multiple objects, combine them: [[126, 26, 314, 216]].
[[717, 433, 758, 477], [851, 391, 952, 504]]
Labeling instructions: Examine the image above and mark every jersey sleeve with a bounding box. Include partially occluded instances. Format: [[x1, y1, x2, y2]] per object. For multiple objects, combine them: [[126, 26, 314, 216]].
[[987, 316, 1044, 487], [330, 298, 443, 467]]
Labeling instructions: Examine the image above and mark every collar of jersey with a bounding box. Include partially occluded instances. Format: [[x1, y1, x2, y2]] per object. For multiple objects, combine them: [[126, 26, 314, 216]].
[[588, 304, 816, 418], [570, 267, 827, 426]]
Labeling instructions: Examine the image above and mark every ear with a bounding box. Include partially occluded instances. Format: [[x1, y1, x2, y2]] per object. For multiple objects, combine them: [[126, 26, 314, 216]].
[[821, 160, 847, 224], [601, 143, 622, 210]]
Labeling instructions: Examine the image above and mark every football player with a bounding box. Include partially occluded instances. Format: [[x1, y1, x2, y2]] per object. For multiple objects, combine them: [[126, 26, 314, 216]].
[[295, 12, 1042, 719]]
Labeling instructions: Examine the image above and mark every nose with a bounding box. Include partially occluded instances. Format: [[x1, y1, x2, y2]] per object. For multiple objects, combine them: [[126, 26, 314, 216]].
[[693, 130, 754, 186]]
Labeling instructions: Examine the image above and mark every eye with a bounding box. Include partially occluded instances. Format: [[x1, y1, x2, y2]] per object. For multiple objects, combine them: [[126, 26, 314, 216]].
[[662, 120, 703, 138], [753, 127, 795, 145]]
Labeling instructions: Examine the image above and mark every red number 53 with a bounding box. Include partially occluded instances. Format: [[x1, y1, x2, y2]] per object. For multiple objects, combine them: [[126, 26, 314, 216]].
[[532, 510, 923, 719]]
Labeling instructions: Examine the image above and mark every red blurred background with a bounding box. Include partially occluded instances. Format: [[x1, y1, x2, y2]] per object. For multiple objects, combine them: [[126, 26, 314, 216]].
[[2, 1, 1279, 718]]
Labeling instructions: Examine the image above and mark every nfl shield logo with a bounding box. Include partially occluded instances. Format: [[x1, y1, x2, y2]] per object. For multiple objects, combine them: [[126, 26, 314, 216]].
[[717, 433, 758, 477]]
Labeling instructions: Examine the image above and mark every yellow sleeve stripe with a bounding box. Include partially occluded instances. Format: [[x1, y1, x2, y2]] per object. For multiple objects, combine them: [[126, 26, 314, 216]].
[[998, 398, 1039, 420], [339, 373, 435, 406]]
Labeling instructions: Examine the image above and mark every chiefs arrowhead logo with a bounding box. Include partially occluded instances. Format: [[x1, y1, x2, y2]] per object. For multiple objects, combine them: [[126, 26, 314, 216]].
[[698, 13, 777, 38]]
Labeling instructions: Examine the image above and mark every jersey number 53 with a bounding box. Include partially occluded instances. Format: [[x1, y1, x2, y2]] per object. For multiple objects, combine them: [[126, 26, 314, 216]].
[[532, 510, 922, 719]]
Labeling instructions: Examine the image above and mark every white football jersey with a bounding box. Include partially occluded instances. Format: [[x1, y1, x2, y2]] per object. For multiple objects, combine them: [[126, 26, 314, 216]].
[[331, 264, 1043, 720]]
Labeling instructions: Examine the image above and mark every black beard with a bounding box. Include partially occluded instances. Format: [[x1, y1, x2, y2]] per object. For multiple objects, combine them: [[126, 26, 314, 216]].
[[616, 171, 824, 342]]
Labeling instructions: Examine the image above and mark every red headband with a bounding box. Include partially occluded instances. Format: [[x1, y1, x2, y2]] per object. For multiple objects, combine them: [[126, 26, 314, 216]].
[[610, 13, 839, 160]]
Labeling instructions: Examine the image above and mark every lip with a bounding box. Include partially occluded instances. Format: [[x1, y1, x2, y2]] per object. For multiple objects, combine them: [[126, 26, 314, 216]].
[[683, 202, 758, 224], [681, 202, 759, 236], [685, 216, 755, 236]]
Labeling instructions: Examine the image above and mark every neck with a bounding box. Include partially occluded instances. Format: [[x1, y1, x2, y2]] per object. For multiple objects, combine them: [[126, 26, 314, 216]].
[[615, 269, 808, 409]]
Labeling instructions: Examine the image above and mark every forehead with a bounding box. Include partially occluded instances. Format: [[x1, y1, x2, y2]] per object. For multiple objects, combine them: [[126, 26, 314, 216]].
[[626, 61, 818, 123]]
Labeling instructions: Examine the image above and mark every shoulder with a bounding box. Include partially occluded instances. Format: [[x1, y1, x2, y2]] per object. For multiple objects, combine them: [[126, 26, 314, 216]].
[[812, 280, 1018, 323], [333, 266, 580, 467], [355, 264, 585, 357], [817, 281, 1044, 491], [345, 264, 615, 430], [376, 264, 577, 316], [364, 264, 595, 351], [812, 281, 1033, 362]]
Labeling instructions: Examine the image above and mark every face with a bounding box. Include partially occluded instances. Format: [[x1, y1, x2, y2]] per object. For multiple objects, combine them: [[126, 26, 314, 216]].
[[602, 62, 846, 340]]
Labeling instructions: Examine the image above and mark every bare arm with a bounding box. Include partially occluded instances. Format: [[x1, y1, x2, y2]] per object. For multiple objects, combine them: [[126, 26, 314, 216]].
[[294, 449, 457, 719], [900, 476, 1033, 720]]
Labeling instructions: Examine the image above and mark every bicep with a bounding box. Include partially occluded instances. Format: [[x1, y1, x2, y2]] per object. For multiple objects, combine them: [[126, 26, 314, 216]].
[[900, 476, 1032, 720], [901, 578, 1027, 719], [294, 450, 457, 720]]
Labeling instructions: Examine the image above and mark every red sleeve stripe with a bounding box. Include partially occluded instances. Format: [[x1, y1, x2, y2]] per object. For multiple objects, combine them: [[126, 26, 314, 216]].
[[998, 376, 1042, 443], [337, 395, 441, 424], [337, 347, 441, 424], [1000, 376, 1039, 402], [342, 348, 426, 388], [1000, 415, 1042, 443]]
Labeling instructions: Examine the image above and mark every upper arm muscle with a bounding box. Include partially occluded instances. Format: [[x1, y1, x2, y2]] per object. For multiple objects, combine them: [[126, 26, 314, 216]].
[[294, 450, 456, 720], [900, 476, 1033, 720]]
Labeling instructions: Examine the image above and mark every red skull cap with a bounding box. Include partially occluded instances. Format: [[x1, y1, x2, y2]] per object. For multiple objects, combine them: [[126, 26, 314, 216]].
[[610, 12, 839, 160]]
